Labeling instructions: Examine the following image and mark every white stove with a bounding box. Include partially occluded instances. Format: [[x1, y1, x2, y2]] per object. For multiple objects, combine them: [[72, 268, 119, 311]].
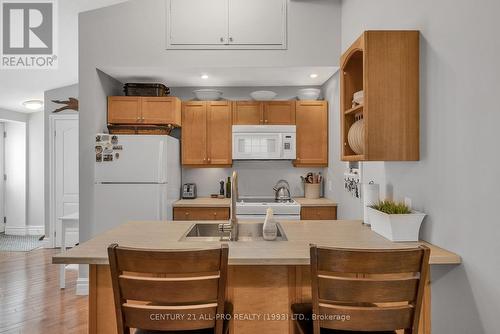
[[236, 197, 301, 221]]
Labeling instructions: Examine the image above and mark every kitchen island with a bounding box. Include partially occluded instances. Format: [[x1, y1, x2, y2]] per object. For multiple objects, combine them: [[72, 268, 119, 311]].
[[53, 220, 460, 334]]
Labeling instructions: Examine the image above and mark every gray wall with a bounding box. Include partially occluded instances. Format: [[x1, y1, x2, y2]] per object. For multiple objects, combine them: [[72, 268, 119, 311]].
[[330, 0, 500, 332], [27, 111, 44, 227], [79, 0, 342, 244], [44, 84, 79, 236]]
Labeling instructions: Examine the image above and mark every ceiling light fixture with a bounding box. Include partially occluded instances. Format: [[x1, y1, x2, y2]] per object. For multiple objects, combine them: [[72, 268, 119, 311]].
[[309, 73, 318, 78], [201, 74, 209, 79], [22, 99, 43, 111]]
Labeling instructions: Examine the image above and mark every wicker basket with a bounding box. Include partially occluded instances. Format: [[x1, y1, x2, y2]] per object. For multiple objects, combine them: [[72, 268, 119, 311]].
[[108, 124, 174, 135], [123, 83, 170, 97]]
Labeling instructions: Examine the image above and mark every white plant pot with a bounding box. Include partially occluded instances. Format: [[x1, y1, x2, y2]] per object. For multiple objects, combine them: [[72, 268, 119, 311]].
[[367, 207, 426, 242]]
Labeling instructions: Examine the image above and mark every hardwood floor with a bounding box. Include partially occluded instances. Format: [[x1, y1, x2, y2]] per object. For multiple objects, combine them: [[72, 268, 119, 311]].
[[0, 249, 87, 334]]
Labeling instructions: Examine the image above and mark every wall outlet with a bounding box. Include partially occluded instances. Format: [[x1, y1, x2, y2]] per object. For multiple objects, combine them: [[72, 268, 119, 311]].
[[404, 197, 412, 210]]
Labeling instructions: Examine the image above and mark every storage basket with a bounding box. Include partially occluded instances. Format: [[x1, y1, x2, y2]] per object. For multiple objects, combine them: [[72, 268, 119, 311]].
[[123, 83, 170, 96]]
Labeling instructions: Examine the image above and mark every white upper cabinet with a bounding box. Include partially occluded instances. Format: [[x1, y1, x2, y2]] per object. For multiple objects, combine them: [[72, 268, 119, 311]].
[[228, 0, 285, 46], [166, 0, 287, 49], [168, 0, 228, 45]]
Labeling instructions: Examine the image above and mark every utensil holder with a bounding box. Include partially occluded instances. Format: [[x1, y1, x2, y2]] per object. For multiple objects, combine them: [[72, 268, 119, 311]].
[[304, 183, 321, 199]]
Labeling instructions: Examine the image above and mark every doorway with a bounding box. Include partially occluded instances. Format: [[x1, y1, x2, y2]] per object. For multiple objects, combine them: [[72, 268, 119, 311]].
[[49, 114, 79, 248]]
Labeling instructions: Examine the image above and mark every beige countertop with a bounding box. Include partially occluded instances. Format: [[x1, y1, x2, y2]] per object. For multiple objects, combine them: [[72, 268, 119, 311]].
[[173, 198, 230, 207], [294, 197, 338, 207], [53, 220, 460, 266], [173, 197, 337, 208]]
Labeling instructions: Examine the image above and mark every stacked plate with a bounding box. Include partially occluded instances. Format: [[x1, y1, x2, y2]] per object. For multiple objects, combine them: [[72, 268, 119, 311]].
[[347, 119, 364, 155]]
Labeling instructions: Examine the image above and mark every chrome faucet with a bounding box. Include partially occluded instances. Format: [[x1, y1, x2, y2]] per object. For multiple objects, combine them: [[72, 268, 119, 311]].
[[218, 171, 238, 241]]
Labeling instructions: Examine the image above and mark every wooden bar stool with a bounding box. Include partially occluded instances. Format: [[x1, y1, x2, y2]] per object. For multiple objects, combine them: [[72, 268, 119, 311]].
[[108, 244, 231, 334], [292, 245, 430, 334]]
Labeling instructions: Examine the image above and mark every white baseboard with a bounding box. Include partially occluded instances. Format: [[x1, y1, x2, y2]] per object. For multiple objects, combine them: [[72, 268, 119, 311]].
[[76, 277, 89, 296], [5, 225, 44, 236], [41, 237, 53, 248]]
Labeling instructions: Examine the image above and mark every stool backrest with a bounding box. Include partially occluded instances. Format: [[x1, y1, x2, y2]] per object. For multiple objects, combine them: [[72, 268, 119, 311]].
[[108, 244, 229, 334], [310, 245, 430, 334]]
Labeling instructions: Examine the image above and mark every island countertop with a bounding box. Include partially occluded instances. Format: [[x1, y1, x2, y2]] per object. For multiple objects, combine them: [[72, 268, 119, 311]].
[[53, 220, 460, 266]]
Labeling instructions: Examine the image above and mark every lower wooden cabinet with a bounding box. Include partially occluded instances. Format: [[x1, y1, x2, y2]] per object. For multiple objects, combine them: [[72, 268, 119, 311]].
[[173, 207, 230, 221], [300, 206, 337, 220]]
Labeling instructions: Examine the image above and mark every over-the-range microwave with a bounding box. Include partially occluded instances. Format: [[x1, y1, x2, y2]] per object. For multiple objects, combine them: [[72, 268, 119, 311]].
[[232, 125, 296, 160]]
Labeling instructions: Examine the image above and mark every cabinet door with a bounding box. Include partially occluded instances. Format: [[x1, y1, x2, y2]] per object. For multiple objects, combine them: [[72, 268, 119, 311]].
[[182, 102, 207, 165], [141, 97, 181, 126], [207, 101, 232, 165], [264, 101, 296, 125], [295, 101, 328, 166], [168, 0, 227, 45], [232, 101, 263, 125], [107, 97, 140, 124], [173, 207, 230, 221], [228, 0, 286, 46], [301, 206, 337, 220]]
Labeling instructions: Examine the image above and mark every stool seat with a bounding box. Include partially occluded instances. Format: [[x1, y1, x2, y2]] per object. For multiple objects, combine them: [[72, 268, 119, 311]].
[[291, 303, 397, 334]]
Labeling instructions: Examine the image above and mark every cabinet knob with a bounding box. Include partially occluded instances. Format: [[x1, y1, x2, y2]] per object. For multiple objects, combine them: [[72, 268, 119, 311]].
[[264, 119, 268, 123], [208, 158, 211, 162], [213, 212, 217, 216], [260, 119, 264, 123], [229, 37, 233, 42], [185, 212, 189, 216], [220, 37, 224, 42], [136, 117, 140, 121]]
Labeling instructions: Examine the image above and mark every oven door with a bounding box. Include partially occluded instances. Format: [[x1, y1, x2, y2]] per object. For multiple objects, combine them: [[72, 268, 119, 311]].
[[236, 214, 300, 222], [232, 133, 283, 160]]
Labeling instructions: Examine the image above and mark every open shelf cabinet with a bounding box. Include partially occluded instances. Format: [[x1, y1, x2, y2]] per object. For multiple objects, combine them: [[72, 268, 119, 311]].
[[340, 30, 420, 161]]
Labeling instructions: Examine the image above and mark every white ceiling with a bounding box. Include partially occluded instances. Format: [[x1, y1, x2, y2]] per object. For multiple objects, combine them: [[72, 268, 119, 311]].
[[101, 66, 338, 87], [0, 0, 128, 113]]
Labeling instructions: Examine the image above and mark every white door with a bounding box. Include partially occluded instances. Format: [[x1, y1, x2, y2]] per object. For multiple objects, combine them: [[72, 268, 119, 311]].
[[169, 0, 227, 45], [53, 116, 79, 247], [0, 123, 4, 233], [228, 0, 286, 45]]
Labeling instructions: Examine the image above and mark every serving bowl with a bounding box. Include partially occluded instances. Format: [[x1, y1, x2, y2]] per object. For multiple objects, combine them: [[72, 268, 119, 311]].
[[297, 88, 321, 100], [193, 89, 223, 101], [250, 91, 277, 101]]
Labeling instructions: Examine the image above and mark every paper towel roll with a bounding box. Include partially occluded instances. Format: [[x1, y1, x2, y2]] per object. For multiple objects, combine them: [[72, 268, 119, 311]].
[[363, 183, 380, 225]]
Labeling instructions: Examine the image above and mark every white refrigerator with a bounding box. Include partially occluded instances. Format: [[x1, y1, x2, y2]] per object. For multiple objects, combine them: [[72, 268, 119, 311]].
[[94, 134, 180, 234]]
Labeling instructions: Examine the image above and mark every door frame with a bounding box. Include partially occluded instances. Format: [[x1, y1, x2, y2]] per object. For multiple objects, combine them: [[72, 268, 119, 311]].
[[48, 113, 78, 248]]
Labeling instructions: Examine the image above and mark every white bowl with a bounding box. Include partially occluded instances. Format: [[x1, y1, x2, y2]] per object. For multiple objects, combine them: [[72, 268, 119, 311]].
[[297, 88, 321, 100], [250, 91, 277, 101], [193, 89, 223, 101]]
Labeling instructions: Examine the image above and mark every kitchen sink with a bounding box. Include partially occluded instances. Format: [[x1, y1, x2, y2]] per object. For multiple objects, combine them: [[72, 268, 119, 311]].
[[180, 223, 288, 242]]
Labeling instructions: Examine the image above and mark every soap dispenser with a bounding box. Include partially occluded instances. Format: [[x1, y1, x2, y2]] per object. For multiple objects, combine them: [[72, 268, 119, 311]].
[[262, 208, 278, 241]]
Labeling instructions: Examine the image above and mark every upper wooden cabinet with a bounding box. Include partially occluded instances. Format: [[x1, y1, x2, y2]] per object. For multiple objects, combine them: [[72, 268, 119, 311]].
[[232, 101, 295, 125], [107, 96, 181, 126], [167, 0, 287, 49], [182, 101, 232, 167], [232, 101, 263, 125], [264, 101, 296, 125], [294, 100, 328, 167], [340, 31, 420, 161]]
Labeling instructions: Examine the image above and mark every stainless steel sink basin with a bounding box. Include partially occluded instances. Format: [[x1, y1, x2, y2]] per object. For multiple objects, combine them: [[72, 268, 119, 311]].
[[180, 223, 288, 242]]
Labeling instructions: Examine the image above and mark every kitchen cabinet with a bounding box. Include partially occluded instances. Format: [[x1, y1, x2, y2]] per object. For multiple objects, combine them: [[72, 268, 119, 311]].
[[173, 207, 230, 221], [294, 100, 328, 167], [340, 30, 420, 161], [166, 0, 286, 49], [182, 101, 232, 167], [300, 206, 337, 220], [232, 101, 262, 125], [264, 101, 296, 125], [107, 97, 140, 124], [107, 96, 181, 126], [232, 101, 295, 125]]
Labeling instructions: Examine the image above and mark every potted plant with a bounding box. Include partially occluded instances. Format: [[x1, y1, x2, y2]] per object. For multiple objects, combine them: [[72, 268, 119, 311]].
[[367, 200, 426, 242]]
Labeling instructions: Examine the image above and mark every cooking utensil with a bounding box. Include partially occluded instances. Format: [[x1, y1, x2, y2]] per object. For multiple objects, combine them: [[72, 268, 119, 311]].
[[273, 179, 291, 201]]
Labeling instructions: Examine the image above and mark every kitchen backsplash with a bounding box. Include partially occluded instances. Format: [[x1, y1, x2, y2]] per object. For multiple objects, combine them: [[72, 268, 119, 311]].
[[182, 161, 323, 198]]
